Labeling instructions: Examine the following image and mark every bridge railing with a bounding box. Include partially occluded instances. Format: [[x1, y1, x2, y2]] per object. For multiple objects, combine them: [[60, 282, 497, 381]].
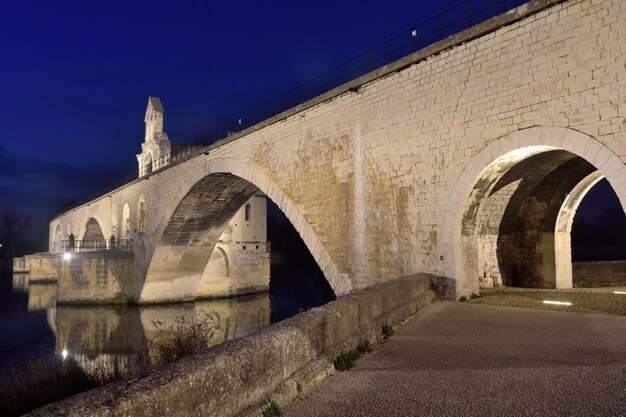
[[58, 239, 135, 253], [193, 0, 528, 139], [52, 0, 528, 220], [53, 144, 201, 219]]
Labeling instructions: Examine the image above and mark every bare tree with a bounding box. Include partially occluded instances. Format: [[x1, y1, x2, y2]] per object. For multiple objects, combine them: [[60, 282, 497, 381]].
[[0, 206, 31, 259]]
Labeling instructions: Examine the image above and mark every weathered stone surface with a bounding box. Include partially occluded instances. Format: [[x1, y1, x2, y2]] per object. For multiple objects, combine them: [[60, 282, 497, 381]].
[[26, 274, 436, 417], [57, 251, 135, 304], [573, 260, 626, 287], [26, 253, 61, 282]]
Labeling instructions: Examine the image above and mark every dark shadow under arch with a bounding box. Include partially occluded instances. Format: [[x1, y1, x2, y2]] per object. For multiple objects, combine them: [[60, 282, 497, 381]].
[[141, 172, 338, 303], [81, 218, 106, 249]]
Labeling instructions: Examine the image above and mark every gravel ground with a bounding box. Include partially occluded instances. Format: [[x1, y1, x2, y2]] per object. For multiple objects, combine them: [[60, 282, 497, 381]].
[[283, 302, 626, 417]]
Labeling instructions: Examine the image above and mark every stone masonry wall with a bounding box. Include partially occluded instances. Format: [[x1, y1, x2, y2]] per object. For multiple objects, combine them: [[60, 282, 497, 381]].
[[573, 260, 626, 287], [26, 253, 61, 282], [51, 0, 626, 300], [57, 252, 135, 304]]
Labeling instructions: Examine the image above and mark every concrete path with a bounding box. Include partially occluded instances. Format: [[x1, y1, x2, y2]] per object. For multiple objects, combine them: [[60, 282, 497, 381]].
[[283, 302, 626, 417]]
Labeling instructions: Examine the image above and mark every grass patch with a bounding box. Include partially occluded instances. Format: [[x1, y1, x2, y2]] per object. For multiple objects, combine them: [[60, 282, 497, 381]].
[[0, 313, 221, 416], [262, 400, 283, 417], [382, 324, 395, 338], [0, 356, 125, 417], [334, 341, 373, 371], [149, 313, 220, 363], [356, 341, 372, 354]]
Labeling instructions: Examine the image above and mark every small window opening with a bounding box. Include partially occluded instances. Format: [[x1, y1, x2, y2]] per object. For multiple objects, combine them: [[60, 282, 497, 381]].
[[244, 203, 251, 222]]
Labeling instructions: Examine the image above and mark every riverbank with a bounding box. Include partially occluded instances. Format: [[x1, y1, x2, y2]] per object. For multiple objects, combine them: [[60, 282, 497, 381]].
[[26, 273, 436, 417]]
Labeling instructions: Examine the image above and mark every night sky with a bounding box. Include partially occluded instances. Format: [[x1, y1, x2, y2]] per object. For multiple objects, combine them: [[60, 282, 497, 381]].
[[0, 0, 622, 251]]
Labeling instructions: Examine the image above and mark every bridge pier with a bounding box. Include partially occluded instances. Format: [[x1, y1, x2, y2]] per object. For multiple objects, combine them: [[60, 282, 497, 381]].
[[57, 251, 135, 304]]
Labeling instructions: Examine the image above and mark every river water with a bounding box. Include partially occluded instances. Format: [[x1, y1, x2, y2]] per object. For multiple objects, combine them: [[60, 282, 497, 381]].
[[0, 264, 334, 374]]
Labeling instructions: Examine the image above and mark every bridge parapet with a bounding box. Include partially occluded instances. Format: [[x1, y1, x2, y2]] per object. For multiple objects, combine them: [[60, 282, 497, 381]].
[[56, 239, 135, 253]]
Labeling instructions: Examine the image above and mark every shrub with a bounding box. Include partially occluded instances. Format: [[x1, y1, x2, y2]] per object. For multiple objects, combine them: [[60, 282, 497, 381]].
[[0, 313, 220, 416], [333, 350, 360, 371], [0, 357, 111, 417], [334, 340, 373, 371], [149, 313, 220, 363], [356, 341, 372, 355], [262, 400, 283, 417], [382, 324, 395, 338]]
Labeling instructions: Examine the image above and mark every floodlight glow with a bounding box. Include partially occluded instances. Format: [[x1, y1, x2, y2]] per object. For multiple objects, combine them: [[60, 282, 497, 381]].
[[613, 291, 626, 295], [542, 300, 572, 306], [63, 252, 72, 260], [62, 349, 68, 359]]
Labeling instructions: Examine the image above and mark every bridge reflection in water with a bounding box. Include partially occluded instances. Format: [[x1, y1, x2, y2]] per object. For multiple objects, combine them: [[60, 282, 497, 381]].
[[11, 274, 271, 375], [57, 295, 270, 375]]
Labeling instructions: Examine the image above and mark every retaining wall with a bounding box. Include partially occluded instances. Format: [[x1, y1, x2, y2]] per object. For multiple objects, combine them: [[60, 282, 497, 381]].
[[573, 260, 626, 287], [27, 273, 435, 417], [26, 253, 60, 282]]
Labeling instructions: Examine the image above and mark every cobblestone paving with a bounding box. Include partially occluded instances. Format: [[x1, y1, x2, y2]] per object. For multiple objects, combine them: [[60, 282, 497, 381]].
[[467, 287, 626, 316]]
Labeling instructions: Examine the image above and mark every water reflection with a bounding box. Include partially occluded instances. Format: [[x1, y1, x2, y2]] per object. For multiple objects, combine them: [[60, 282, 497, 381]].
[[12, 273, 29, 292], [56, 294, 270, 374], [27, 283, 56, 311], [1, 261, 331, 376]]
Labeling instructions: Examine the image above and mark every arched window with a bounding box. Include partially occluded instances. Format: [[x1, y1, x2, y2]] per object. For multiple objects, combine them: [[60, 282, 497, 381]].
[[244, 203, 251, 222], [111, 205, 118, 240], [137, 197, 146, 233], [122, 203, 131, 240], [54, 224, 62, 252]]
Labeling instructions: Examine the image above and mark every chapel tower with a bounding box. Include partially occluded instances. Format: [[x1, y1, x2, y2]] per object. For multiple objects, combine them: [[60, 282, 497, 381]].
[[137, 97, 171, 175]]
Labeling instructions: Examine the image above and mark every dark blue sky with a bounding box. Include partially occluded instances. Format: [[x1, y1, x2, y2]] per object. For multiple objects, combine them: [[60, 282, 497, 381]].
[[1, 0, 472, 244], [0, 0, 621, 249]]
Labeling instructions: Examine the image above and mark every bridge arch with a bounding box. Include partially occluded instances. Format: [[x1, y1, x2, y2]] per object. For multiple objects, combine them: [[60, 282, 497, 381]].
[[122, 203, 131, 240], [80, 217, 107, 250], [140, 157, 349, 303], [443, 126, 626, 298], [195, 246, 230, 298]]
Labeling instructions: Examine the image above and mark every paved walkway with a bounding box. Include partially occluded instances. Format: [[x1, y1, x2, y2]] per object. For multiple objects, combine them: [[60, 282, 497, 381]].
[[284, 302, 626, 417]]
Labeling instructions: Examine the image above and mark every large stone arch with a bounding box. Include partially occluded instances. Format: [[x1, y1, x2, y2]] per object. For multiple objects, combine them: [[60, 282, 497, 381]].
[[443, 127, 626, 298], [140, 157, 349, 303]]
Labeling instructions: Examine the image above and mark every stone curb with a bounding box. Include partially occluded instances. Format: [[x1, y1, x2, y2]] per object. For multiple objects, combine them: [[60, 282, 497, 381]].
[[238, 290, 436, 417]]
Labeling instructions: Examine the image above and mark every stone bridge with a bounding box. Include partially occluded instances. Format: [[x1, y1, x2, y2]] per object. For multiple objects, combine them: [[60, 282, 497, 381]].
[[49, 0, 626, 304]]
